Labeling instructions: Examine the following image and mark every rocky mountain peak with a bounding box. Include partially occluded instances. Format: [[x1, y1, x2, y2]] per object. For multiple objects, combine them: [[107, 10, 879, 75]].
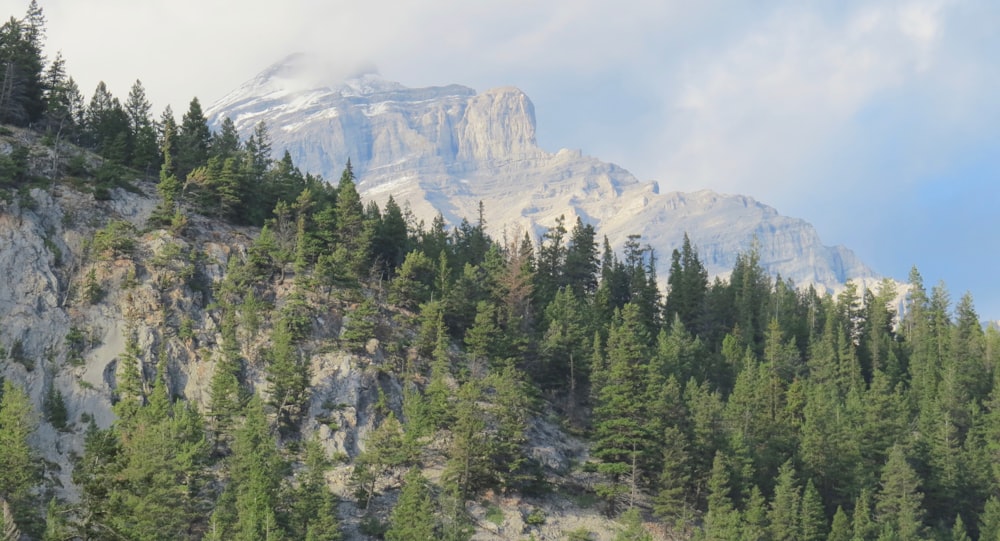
[[207, 61, 879, 293]]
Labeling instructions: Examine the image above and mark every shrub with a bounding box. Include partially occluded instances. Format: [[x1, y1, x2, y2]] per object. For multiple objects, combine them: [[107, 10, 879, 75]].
[[92, 220, 136, 259]]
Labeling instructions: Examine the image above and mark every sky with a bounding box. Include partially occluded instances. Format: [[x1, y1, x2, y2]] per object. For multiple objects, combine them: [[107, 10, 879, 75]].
[[6, 0, 1000, 317]]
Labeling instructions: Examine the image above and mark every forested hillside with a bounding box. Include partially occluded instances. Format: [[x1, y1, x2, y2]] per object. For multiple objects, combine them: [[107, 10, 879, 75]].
[[2, 3, 1000, 541]]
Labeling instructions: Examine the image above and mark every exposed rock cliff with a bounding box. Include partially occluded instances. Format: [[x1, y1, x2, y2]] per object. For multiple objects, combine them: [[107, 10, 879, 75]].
[[0, 129, 637, 540], [207, 55, 879, 293]]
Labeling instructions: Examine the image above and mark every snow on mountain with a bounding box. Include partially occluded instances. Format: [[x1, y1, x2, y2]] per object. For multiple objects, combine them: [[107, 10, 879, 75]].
[[206, 54, 879, 293]]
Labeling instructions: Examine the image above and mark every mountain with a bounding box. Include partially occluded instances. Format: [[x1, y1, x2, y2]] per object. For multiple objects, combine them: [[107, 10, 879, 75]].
[[206, 53, 878, 292]]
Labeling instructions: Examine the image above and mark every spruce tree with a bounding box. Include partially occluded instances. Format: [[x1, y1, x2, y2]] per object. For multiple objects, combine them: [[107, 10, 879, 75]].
[[702, 451, 741, 540], [592, 303, 654, 512], [386, 469, 436, 541], [0, 380, 38, 531], [875, 445, 926, 540], [827, 506, 851, 541], [741, 485, 769, 541], [291, 439, 342, 541], [229, 396, 286, 541], [768, 460, 802, 541], [801, 479, 827, 541], [175, 96, 211, 181]]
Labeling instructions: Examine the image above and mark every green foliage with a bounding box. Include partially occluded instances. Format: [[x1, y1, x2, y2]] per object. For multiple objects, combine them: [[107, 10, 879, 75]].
[[0, 380, 40, 533], [525, 508, 546, 526], [875, 446, 925, 540], [614, 507, 652, 541], [81, 267, 103, 304], [91, 219, 136, 259], [351, 413, 411, 510], [43, 384, 67, 430], [386, 469, 436, 541], [565, 527, 593, 541], [341, 296, 378, 352]]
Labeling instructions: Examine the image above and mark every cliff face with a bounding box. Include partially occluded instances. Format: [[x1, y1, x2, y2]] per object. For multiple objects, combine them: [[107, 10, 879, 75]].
[[208, 56, 878, 291], [0, 134, 387, 502]]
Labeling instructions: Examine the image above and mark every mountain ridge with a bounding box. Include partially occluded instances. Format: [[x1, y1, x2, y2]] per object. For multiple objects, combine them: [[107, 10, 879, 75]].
[[206, 55, 878, 292]]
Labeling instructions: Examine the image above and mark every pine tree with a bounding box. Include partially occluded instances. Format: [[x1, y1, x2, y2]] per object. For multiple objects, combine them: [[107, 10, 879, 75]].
[[702, 451, 741, 540], [125, 79, 159, 175], [389, 250, 435, 309], [229, 396, 286, 541], [443, 379, 490, 499], [212, 116, 242, 159], [351, 413, 410, 510], [592, 303, 655, 512], [175, 96, 211, 181], [875, 445, 926, 540], [150, 111, 181, 226], [386, 469, 436, 541], [852, 488, 876, 541], [540, 287, 592, 416], [563, 216, 599, 297], [484, 366, 532, 493], [768, 460, 802, 541], [801, 479, 827, 541], [741, 485, 769, 541], [827, 506, 851, 541], [654, 425, 694, 524], [334, 160, 368, 278], [951, 514, 970, 541], [665, 232, 708, 334], [0, 380, 38, 531], [290, 439, 342, 541], [979, 496, 1000, 541], [615, 507, 652, 541]]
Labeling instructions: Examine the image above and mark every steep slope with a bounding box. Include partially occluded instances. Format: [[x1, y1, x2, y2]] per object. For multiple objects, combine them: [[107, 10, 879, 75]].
[[0, 129, 635, 540], [207, 54, 878, 291]]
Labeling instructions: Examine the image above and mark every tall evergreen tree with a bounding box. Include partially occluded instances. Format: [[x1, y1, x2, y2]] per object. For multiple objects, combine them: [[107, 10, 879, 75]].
[[386, 469, 436, 541], [175, 96, 211, 181], [875, 445, 926, 540], [0, 380, 39, 533], [125, 79, 158, 174], [592, 303, 655, 512]]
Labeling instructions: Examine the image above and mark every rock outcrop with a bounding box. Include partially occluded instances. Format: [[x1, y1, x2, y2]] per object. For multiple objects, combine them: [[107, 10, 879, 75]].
[[207, 54, 879, 292]]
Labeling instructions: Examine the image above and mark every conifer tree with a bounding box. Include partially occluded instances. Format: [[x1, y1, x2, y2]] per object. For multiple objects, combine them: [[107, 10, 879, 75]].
[[0, 380, 38, 532], [615, 507, 652, 541], [229, 396, 287, 541], [484, 366, 532, 493], [176, 96, 211, 181], [290, 439, 342, 541], [951, 514, 970, 541], [351, 413, 410, 510], [979, 496, 1000, 541], [654, 425, 694, 526], [333, 160, 368, 278], [389, 250, 435, 309], [875, 445, 926, 540], [665, 232, 708, 333], [564, 216, 599, 297], [768, 460, 802, 541], [741, 485, 769, 541], [592, 303, 655, 512], [386, 469, 436, 541], [150, 111, 181, 226], [443, 379, 489, 499], [801, 479, 827, 541], [702, 451, 741, 540], [852, 488, 876, 541], [125, 79, 158, 174], [827, 506, 851, 541]]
